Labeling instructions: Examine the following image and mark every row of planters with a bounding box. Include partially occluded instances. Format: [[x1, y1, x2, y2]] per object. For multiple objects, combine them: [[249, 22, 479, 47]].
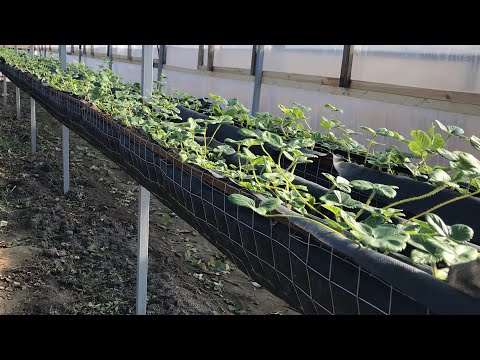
[[1, 48, 479, 314]]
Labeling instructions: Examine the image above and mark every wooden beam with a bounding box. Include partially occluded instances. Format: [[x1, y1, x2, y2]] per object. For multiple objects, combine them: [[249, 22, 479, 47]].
[[197, 45, 204, 69], [339, 45, 354, 88], [207, 45, 215, 71]]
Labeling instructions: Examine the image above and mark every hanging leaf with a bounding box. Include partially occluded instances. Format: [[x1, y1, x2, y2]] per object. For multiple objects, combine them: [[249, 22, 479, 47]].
[[449, 224, 474, 243], [373, 184, 398, 199], [428, 169, 451, 184], [360, 126, 376, 136], [436, 148, 459, 161], [238, 128, 259, 138], [351, 224, 409, 253], [442, 245, 478, 266], [258, 198, 281, 213], [350, 180, 374, 191], [425, 213, 449, 237], [435, 119, 448, 133], [470, 135, 480, 152], [228, 194, 256, 211], [410, 249, 442, 265], [261, 131, 284, 149]]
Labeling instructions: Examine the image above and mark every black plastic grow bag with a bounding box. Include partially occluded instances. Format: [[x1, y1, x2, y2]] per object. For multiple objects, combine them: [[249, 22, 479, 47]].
[[2, 59, 480, 314]]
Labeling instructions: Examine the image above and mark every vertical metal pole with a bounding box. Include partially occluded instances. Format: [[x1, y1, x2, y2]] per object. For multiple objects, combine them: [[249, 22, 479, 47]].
[[44, 45, 47, 57], [79, 45, 82, 62], [107, 45, 113, 70], [207, 45, 215, 71], [2, 44, 6, 108], [60, 45, 70, 194], [251, 45, 265, 115], [197, 45, 204, 69], [136, 45, 153, 315], [29, 45, 36, 154], [14, 45, 20, 120], [128, 45, 132, 61], [157, 45, 165, 89], [339, 45, 354, 88]]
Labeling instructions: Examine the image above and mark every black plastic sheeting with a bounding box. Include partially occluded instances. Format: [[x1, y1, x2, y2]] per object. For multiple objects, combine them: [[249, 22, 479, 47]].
[[2, 60, 480, 314]]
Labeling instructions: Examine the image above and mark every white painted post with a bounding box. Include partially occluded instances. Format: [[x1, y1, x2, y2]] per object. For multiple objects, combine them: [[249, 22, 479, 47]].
[[14, 45, 20, 120], [60, 45, 69, 194], [2, 44, 6, 108], [29, 45, 36, 154], [136, 45, 153, 315]]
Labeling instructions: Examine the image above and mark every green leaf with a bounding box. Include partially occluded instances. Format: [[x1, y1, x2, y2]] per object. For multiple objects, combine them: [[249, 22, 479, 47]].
[[350, 180, 374, 191], [325, 103, 343, 113], [442, 245, 478, 266], [376, 128, 395, 137], [431, 133, 445, 149], [470, 135, 480, 152], [449, 224, 474, 243], [425, 213, 449, 237], [408, 142, 427, 157], [258, 198, 281, 213], [321, 191, 362, 209], [237, 128, 259, 138], [409, 130, 431, 156], [261, 131, 284, 149], [456, 152, 480, 173], [352, 224, 408, 253], [410, 249, 442, 265], [336, 176, 351, 193], [436, 148, 459, 161], [228, 194, 256, 211], [178, 150, 188, 163], [435, 120, 448, 133], [322, 172, 336, 185], [360, 126, 376, 136], [447, 125, 464, 137], [429, 169, 451, 184], [373, 184, 398, 199]]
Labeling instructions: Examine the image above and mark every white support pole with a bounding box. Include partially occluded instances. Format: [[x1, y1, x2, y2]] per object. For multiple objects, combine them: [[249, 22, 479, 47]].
[[2, 44, 6, 108], [136, 45, 153, 315], [29, 45, 36, 154], [14, 45, 20, 120], [2, 69, 6, 108], [60, 45, 70, 194]]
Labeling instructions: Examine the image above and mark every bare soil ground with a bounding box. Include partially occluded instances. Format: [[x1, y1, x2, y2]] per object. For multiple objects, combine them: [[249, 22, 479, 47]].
[[0, 81, 298, 315]]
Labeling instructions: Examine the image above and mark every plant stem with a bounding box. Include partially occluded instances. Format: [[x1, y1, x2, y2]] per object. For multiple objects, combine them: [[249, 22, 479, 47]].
[[383, 184, 448, 210], [207, 123, 223, 146], [409, 188, 480, 221], [355, 190, 376, 219]]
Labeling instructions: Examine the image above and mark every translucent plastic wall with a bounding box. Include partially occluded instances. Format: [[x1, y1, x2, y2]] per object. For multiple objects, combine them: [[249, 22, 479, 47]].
[[165, 45, 198, 69], [263, 45, 343, 77], [352, 45, 480, 93], [213, 45, 252, 69]]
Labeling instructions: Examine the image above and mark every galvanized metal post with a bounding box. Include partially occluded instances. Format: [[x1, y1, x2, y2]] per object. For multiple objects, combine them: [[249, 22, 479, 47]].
[[60, 45, 70, 194], [136, 45, 153, 315], [157, 45, 165, 89], [251, 45, 265, 115], [30, 45, 36, 154], [14, 45, 20, 120], [107, 45, 113, 70], [2, 45, 6, 107]]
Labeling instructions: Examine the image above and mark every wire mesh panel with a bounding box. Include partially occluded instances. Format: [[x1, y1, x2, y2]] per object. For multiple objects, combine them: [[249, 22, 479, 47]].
[[2, 59, 480, 315], [352, 45, 480, 93]]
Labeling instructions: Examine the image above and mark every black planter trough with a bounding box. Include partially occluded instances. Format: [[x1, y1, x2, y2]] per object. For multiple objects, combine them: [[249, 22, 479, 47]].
[[2, 59, 480, 314]]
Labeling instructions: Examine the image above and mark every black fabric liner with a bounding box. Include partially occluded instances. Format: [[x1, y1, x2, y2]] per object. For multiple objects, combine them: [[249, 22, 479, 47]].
[[2, 60, 480, 315]]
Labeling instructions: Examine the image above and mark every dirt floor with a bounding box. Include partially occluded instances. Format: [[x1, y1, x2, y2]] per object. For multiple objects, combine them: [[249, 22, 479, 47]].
[[0, 80, 299, 315]]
